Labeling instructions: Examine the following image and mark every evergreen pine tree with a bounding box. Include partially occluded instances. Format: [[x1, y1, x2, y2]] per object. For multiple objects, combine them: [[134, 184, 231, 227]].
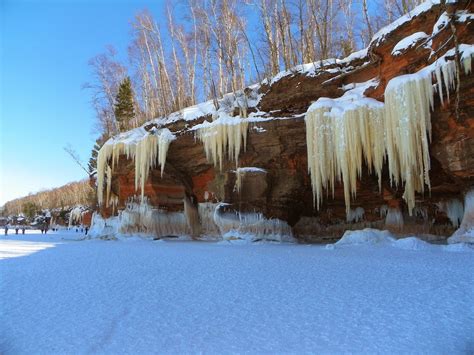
[[88, 135, 107, 176], [114, 77, 135, 132]]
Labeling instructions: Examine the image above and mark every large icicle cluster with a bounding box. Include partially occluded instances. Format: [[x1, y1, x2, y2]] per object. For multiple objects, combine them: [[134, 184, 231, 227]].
[[384, 70, 434, 212], [305, 46, 473, 217], [305, 81, 385, 215], [384, 46, 472, 212], [194, 112, 249, 170], [97, 127, 176, 206]]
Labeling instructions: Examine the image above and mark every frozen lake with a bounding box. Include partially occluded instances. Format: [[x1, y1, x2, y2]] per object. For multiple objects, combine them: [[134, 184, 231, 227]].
[[1, 230, 473, 353]]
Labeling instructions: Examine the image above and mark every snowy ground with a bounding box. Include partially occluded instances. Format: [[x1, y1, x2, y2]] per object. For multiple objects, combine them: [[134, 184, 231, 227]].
[[1, 230, 473, 353]]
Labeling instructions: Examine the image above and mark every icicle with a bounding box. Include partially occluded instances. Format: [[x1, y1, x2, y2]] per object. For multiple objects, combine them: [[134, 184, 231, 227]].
[[305, 94, 385, 216], [195, 113, 249, 170], [378, 204, 389, 218], [184, 195, 201, 237], [463, 54, 472, 75], [385, 207, 404, 229], [96, 127, 175, 206], [435, 66, 444, 106], [68, 206, 84, 228], [198, 202, 221, 236], [106, 165, 112, 208], [109, 194, 119, 216], [346, 207, 365, 223], [234, 167, 267, 193], [437, 198, 464, 227]]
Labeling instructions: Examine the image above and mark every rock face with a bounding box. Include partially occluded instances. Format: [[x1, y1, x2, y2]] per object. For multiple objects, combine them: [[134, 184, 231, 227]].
[[98, 1, 474, 242]]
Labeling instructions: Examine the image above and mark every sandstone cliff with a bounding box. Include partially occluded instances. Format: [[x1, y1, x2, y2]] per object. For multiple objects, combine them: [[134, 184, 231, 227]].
[[93, 0, 474, 243]]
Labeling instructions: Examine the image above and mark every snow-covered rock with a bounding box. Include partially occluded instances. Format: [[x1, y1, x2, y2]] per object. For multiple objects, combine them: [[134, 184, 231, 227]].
[[88, 213, 120, 239], [393, 237, 433, 251], [444, 243, 474, 252], [391, 32, 429, 56], [333, 228, 395, 246]]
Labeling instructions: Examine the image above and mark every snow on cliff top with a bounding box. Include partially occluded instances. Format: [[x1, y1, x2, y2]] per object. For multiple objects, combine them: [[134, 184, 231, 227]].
[[152, 86, 263, 126], [391, 32, 429, 56], [103, 126, 176, 148], [263, 59, 340, 86], [264, 48, 369, 87], [370, 0, 443, 47]]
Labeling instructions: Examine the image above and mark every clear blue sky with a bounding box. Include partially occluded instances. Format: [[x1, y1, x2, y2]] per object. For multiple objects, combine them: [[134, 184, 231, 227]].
[[0, 0, 165, 205]]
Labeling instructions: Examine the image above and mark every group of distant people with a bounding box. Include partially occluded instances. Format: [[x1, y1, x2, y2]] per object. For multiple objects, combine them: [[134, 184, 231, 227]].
[[4, 226, 26, 235], [69, 226, 89, 235], [3, 225, 89, 236], [3, 225, 49, 235]]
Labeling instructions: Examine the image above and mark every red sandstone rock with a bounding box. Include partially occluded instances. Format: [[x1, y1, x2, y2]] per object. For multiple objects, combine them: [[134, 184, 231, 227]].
[[100, 1, 474, 242]]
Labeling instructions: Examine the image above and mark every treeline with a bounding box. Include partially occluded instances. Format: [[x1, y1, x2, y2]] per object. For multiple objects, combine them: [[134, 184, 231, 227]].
[[86, 0, 424, 143], [2, 180, 95, 216]]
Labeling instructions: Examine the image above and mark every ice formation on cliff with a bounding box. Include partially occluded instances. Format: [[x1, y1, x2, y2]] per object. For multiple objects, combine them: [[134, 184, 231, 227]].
[[97, 127, 176, 206], [198, 202, 221, 236], [213, 204, 294, 242], [68, 206, 85, 227], [183, 195, 201, 237], [448, 189, 474, 244], [194, 112, 249, 170], [385, 207, 404, 230], [305, 80, 385, 215], [413, 206, 429, 221], [384, 70, 434, 213], [346, 207, 365, 223], [306, 46, 473, 217], [437, 198, 464, 228], [384, 45, 473, 212], [234, 167, 267, 193], [119, 199, 190, 237]]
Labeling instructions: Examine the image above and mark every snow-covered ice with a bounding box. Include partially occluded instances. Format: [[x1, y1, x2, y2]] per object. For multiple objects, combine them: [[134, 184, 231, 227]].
[[1, 229, 473, 353]]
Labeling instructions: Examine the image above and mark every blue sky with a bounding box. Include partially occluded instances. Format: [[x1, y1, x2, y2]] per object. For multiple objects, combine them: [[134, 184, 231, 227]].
[[0, 0, 165, 205]]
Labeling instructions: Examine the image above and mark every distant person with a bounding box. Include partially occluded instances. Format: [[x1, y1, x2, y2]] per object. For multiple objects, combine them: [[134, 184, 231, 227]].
[[4, 226, 8, 235], [22, 228, 25, 234], [85, 226, 89, 235], [15, 228, 19, 235], [44, 227, 48, 234]]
